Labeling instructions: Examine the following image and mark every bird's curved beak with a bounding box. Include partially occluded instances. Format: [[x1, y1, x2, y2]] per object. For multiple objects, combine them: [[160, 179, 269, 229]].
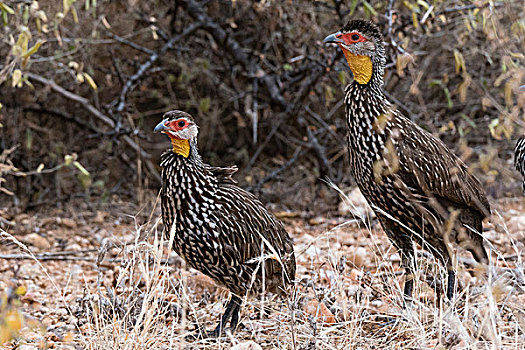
[[520, 85, 525, 91], [324, 32, 343, 45], [154, 120, 169, 133]]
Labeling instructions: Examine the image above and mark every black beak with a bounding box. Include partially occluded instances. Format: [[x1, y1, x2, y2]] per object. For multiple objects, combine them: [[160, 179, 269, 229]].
[[154, 120, 169, 133], [323, 32, 344, 44]]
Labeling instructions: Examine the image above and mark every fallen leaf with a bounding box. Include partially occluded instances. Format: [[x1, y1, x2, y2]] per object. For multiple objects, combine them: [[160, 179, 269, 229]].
[[304, 299, 336, 325]]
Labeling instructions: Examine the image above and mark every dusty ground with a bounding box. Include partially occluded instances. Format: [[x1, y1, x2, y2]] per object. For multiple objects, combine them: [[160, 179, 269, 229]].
[[1, 195, 525, 349]]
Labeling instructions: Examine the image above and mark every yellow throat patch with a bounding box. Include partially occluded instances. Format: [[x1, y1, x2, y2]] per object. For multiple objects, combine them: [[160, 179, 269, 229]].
[[170, 138, 190, 158], [342, 49, 373, 85]]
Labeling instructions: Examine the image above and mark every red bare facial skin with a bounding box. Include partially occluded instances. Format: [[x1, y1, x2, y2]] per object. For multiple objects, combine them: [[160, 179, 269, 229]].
[[336, 32, 367, 47], [161, 118, 188, 139]]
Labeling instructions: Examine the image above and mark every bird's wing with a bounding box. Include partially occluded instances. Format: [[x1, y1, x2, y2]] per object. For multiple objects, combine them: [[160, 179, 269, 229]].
[[392, 114, 490, 218], [207, 165, 238, 184], [216, 185, 295, 280]]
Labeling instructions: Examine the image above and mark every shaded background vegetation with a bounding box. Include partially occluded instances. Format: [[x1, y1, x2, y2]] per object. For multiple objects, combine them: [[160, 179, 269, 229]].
[[0, 0, 524, 214]]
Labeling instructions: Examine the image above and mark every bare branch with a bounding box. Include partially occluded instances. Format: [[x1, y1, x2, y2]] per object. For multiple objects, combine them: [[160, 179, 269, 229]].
[[25, 72, 161, 182], [181, 0, 289, 108], [114, 21, 203, 113]]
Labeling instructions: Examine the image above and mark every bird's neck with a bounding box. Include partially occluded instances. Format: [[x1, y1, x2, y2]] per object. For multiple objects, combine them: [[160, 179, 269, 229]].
[[350, 57, 384, 93], [344, 47, 387, 106], [344, 61, 392, 152], [166, 138, 202, 165], [170, 138, 190, 158], [346, 57, 389, 113]]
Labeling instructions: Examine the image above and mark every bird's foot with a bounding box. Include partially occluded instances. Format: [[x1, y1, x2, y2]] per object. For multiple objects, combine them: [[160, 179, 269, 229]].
[[185, 327, 221, 341], [402, 295, 414, 309], [185, 325, 236, 340], [375, 314, 401, 327]]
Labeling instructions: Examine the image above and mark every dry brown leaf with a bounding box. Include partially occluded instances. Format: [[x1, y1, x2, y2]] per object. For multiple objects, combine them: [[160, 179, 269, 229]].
[[304, 299, 336, 325]]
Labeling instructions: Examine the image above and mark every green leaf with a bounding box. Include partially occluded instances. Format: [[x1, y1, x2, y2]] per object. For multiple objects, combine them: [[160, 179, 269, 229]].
[[0, 2, 15, 14], [199, 97, 211, 113], [23, 40, 45, 58], [362, 1, 377, 16], [349, 0, 358, 16], [26, 129, 33, 150], [428, 79, 443, 87], [443, 87, 453, 108], [77, 172, 91, 190], [83, 72, 98, 91], [2, 9, 8, 25], [73, 160, 90, 176], [338, 71, 347, 85], [11, 69, 22, 88]]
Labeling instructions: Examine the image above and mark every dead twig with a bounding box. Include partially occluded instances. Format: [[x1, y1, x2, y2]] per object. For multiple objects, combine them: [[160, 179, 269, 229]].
[[25, 72, 161, 183], [436, 1, 504, 15], [23, 105, 102, 134], [181, 0, 288, 108], [247, 63, 329, 169], [106, 32, 155, 55], [112, 21, 203, 114], [249, 146, 304, 191], [299, 116, 334, 179]]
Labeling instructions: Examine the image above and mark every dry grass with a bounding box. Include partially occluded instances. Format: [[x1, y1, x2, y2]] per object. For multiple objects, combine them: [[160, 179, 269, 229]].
[[2, 195, 525, 349]]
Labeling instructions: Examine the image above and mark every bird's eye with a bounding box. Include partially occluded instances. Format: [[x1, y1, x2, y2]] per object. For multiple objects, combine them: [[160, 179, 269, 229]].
[[351, 34, 360, 41], [178, 120, 186, 128]]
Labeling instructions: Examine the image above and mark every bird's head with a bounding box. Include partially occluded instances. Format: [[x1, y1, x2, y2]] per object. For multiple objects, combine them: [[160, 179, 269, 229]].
[[324, 19, 385, 85], [154, 110, 198, 158]]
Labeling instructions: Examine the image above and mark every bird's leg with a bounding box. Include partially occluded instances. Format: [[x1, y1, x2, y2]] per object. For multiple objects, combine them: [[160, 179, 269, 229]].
[[228, 297, 242, 333], [401, 254, 415, 305], [403, 274, 414, 299], [446, 269, 455, 300], [187, 295, 241, 339], [209, 295, 242, 337]]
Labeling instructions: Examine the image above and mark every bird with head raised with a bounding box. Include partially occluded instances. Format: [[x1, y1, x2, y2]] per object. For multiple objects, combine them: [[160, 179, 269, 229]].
[[324, 19, 491, 301], [154, 110, 296, 338]]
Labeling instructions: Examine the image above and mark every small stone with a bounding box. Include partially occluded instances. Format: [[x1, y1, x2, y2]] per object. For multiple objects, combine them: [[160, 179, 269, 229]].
[[338, 187, 375, 219], [57, 218, 76, 229], [346, 246, 367, 268], [230, 341, 263, 350], [65, 243, 82, 251], [309, 216, 326, 225], [24, 233, 51, 250], [18, 345, 38, 350], [93, 211, 107, 224]]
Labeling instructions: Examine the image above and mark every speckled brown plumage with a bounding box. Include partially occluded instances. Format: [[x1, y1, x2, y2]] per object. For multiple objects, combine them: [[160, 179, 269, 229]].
[[155, 110, 295, 337], [515, 136, 525, 193], [325, 20, 490, 300]]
